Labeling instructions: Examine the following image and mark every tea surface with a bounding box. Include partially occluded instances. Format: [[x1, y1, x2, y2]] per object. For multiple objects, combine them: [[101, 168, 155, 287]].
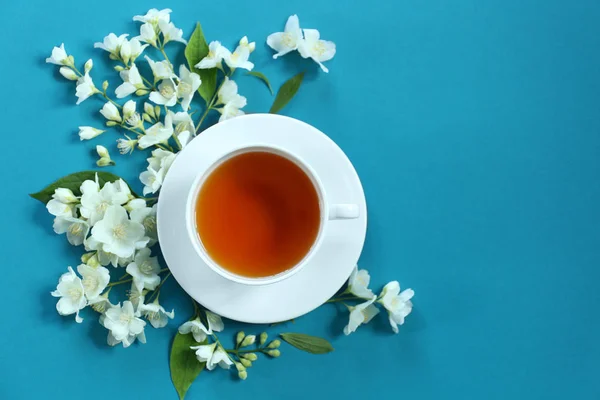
[[195, 151, 321, 278]]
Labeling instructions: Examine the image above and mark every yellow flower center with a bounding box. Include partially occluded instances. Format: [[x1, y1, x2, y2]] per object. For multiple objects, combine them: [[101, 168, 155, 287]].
[[82, 276, 99, 293], [140, 260, 154, 274], [143, 216, 157, 233], [68, 287, 83, 301], [112, 224, 127, 239], [69, 223, 82, 235], [282, 33, 294, 47], [160, 84, 174, 97], [119, 313, 132, 324], [313, 41, 326, 57], [97, 201, 109, 213]]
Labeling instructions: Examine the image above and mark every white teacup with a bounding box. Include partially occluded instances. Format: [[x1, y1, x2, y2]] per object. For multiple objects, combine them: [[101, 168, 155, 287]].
[[185, 144, 359, 286]]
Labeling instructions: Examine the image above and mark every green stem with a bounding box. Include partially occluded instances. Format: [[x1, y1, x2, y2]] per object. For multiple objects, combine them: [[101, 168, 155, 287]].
[[159, 46, 173, 69], [102, 92, 122, 108], [195, 75, 229, 133], [107, 278, 133, 287], [147, 272, 172, 302]]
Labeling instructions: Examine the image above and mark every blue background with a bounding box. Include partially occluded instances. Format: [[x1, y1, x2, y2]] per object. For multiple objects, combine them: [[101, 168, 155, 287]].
[[1, 0, 599, 399]]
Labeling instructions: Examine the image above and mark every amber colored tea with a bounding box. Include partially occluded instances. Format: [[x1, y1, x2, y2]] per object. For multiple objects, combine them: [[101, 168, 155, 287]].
[[195, 151, 321, 278]]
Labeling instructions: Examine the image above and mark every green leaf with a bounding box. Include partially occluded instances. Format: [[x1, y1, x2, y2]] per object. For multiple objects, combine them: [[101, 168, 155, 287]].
[[170, 333, 206, 400], [247, 71, 273, 95], [269, 72, 305, 114], [29, 171, 134, 204], [185, 22, 217, 104], [279, 333, 334, 354]]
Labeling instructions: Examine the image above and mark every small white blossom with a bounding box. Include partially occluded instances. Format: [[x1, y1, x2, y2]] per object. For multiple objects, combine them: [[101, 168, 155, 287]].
[[59, 67, 78, 81], [85, 236, 133, 268], [170, 111, 195, 148], [100, 102, 122, 122], [46, 43, 70, 65], [343, 297, 380, 335], [138, 298, 174, 328], [127, 283, 146, 309], [195, 41, 228, 69], [120, 37, 148, 64], [133, 8, 172, 25], [145, 56, 174, 81], [100, 301, 146, 348], [78, 126, 105, 140], [53, 188, 78, 204], [239, 36, 256, 53], [216, 78, 246, 122], [75, 71, 97, 105], [378, 281, 414, 334], [224, 37, 254, 71], [125, 247, 160, 291], [158, 20, 187, 45], [348, 266, 375, 299], [297, 29, 336, 73], [178, 318, 212, 342], [148, 148, 177, 171], [267, 15, 303, 59], [80, 178, 130, 225], [130, 204, 157, 245], [115, 63, 146, 98], [51, 267, 87, 323], [96, 145, 110, 158], [206, 310, 224, 332], [94, 33, 129, 55], [46, 198, 75, 218], [53, 216, 89, 245], [190, 343, 233, 370], [176, 65, 201, 111], [139, 167, 164, 196], [77, 263, 110, 301], [91, 205, 148, 258], [89, 291, 114, 313], [117, 135, 138, 154], [136, 23, 158, 47], [149, 78, 177, 106], [138, 113, 173, 149], [122, 100, 140, 127]]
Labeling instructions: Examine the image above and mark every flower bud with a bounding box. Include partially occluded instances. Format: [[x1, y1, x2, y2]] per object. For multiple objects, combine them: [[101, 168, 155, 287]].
[[106, 121, 118, 127], [236, 331, 245, 347], [96, 145, 109, 158], [96, 157, 114, 167], [135, 89, 149, 96], [238, 370, 248, 380], [102, 81, 109, 92], [234, 362, 245, 372], [109, 53, 118, 60], [241, 335, 256, 347], [240, 358, 252, 368], [144, 102, 155, 118], [259, 332, 268, 346], [142, 113, 153, 123], [114, 65, 124, 72], [241, 352, 257, 361], [59, 67, 78, 81], [66, 55, 75, 67], [87, 254, 101, 268], [84, 59, 93, 73], [267, 340, 280, 349], [267, 349, 280, 358], [81, 252, 95, 263], [154, 105, 161, 119]]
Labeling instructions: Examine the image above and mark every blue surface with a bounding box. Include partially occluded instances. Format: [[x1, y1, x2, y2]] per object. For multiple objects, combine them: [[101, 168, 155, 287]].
[[1, 1, 599, 399]]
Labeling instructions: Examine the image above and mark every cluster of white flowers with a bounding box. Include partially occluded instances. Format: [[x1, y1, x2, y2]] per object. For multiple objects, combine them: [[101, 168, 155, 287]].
[[267, 15, 336, 73], [48, 175, 173, 347], [342, 266, 415, 335]]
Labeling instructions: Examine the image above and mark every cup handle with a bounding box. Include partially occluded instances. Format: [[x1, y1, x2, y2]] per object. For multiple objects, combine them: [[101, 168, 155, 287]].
[[329, 204, 360, 220]]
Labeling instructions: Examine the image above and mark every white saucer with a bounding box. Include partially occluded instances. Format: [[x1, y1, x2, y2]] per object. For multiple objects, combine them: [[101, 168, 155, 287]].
[[157, 114, 367, 323]]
